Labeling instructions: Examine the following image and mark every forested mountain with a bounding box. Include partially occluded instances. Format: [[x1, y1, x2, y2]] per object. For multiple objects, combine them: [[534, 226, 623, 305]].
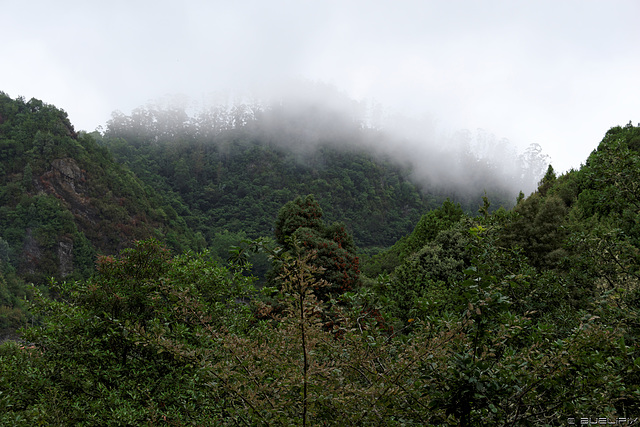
[[0, 91, 538, 336], [2, 91, 638, 425], [0, 93, 201, 283], [100, 91, 547, 250], [99, 125, 434, 250], [0, 93, 204, 336]]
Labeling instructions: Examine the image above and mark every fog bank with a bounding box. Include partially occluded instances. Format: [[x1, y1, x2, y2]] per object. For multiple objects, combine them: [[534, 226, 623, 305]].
[[106, 84, 549, 202]]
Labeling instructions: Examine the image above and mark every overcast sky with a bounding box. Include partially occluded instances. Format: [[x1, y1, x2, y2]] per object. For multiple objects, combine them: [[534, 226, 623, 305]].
[[3, 0, 639, 172]]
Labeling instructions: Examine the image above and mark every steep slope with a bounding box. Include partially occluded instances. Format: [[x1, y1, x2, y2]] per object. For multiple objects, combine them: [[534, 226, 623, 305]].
[[0, 93, 200, 283]]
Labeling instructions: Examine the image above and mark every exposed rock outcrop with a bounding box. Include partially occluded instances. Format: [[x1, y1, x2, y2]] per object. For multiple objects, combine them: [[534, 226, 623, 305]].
[[58, 237, 73, 277], [50, 158, 84, 193], [21, 229, 41, 275]]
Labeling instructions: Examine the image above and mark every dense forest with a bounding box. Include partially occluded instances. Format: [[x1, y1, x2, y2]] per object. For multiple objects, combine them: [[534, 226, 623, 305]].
[[0, 92, 638, 425], [99, 90, 547, 249]]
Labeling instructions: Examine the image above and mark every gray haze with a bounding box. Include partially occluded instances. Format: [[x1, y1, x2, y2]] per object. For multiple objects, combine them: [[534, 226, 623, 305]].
[[3, 0, 640, 173], [105, 85, 549, 198]]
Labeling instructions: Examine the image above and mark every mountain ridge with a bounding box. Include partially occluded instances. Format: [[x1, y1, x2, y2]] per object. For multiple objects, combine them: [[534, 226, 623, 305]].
[[1, 91, 547, 283]]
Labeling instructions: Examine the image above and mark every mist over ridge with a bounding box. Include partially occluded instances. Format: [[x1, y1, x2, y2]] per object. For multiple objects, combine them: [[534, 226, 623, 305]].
[[106, 82, 550, 202]]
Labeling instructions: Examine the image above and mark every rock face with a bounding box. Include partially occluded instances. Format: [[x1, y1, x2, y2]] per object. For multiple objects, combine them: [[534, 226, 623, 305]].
[[21, 229, 41, 275], [44, 158, 94, 225], [0, 95, 169, 284], [43, 158, 88, 203], [50, 158, 84, 193], [57, 237, 74, 277], [28, 158, 88, 278], [27, 157, 158, 280]]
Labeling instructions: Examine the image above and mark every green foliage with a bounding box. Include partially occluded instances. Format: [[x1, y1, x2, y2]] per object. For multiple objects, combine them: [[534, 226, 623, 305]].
[[577, 122, 640, 247], [500, 192, 569, 269], [210, 229, 272, 280], [0, 239, 256, 424], [411, 224, 636, 426], [537, 164, 557, 196], [275, 194, 324, 245], [102, 104, 517, 250], [0, 93, 203, 292], [272, 195, 360, 298], [1, 93, 639, 424], [1, 154, 640, 424], [0, 267, 30, 338], [387, 221, 475, 321], [363, 199, 465, 277]]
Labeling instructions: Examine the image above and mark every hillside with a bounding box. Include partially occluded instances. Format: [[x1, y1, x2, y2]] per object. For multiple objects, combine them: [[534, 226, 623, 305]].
[[0, 93, 201, 285], [0, 91, 552, 338], [0, 118, 638, 424], [101, 97, 545, 250]]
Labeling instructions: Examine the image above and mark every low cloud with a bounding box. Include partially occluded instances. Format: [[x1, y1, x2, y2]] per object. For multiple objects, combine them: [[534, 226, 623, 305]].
[[107, 82, 549, 204]]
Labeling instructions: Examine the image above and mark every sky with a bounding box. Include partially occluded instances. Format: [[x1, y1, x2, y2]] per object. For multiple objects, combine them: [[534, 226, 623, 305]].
[[3, 0, 639, 173]]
